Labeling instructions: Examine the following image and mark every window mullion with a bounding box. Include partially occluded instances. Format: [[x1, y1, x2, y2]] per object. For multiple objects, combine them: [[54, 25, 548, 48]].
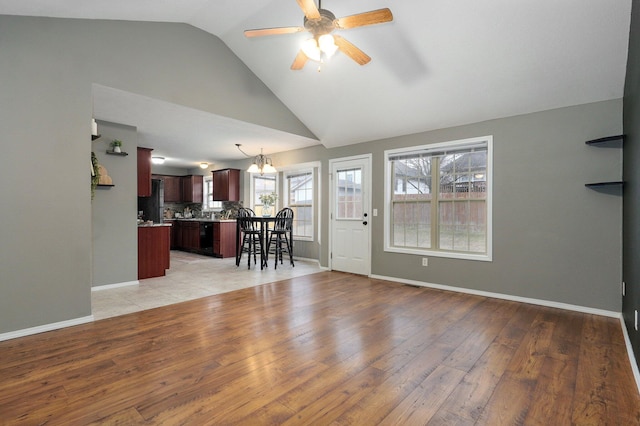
[[432, 157, 440, 249]]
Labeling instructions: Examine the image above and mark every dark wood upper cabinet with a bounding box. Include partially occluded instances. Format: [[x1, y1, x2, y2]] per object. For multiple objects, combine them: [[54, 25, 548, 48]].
[[137, 147, 153, 197], [182, 175, 203, 203], [163, 176, 182, 202], [212, 168, 240, 201], [152, 174, 202, 203]]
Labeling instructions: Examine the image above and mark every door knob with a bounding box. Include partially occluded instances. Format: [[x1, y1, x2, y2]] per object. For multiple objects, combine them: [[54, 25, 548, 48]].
[[363, 221, 368, 225]]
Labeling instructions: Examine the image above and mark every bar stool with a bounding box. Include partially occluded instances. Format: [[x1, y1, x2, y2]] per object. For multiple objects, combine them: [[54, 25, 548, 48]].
[[237, 208, 264, 269], [267, 208, 294, 269]]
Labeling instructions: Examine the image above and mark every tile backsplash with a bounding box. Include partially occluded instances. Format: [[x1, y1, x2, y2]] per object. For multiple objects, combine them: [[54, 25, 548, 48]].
[[163, 201, 244, 219]]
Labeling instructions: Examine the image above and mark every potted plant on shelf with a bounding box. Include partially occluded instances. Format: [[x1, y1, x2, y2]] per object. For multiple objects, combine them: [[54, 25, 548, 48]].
[[110, 139, 123, 153], [259, 192, 278, 217]]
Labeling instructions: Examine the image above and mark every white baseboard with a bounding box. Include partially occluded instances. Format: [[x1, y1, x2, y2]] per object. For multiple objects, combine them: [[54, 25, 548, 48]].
[[369, 274, 619, 318], [294, 256, 329, 270], [91, 280, 139, 291], [0, 315, 94, 342], [619, 316, 640, 395]]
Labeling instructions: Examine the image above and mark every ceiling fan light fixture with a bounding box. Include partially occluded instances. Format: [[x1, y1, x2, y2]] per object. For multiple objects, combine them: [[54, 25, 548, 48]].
[[318, 34, 337, 57], [301, 38, 321, 61]]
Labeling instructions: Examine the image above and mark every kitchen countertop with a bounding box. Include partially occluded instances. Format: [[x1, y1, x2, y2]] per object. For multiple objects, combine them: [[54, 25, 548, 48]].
[[138, 222, 173, 227], [165, 218, 236, 222]]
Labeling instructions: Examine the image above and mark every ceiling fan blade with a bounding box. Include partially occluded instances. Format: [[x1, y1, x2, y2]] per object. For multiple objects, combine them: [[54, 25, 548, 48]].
[[335, 8, 393, 29], [291, 50, 309, 70], [296, 0, 321, 20], [244, 26, 305, 38], [333, 35, 371, 65]]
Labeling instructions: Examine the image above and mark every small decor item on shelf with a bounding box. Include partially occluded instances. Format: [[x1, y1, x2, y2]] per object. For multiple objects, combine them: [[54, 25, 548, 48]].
[[91, 151, 100, 200], [259, 192, 278, 216], [97, 164, 113, 185], [110, 139, 123, 153]]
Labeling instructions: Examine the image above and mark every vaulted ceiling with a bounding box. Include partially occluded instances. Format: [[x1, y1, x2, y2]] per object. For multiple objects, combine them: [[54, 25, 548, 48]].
[[0, 0, 632, 166]]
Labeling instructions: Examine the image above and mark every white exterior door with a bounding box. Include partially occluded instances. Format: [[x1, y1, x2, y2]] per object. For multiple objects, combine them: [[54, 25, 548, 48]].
[[330, 155, 371, 276]]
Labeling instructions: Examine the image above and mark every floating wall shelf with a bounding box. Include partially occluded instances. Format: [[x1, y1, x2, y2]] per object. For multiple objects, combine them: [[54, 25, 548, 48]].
[[106, 150, 129, 156], [585, 181, 624, 188], [96, 184, 115, 188], [91, 134, 101, 141], [585, 135, 624, 146], [585, 134, 625, 192]]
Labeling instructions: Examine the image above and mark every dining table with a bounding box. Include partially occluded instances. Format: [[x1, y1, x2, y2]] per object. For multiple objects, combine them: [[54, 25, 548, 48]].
[[235, 216, 277, 270]]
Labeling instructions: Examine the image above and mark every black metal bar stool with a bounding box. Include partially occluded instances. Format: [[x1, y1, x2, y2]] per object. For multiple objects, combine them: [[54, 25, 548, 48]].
[[236, 208, 265, 269], [267, 208, 294, 269]]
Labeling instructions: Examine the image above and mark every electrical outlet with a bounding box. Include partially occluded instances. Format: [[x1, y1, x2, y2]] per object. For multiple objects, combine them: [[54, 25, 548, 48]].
[[422, 258, 428, 267], [635, 310, 638, 331], [373, 208, 378, 216]]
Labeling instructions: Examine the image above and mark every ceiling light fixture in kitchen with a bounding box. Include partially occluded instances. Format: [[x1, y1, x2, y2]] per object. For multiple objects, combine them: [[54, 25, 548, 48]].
[[236, 144, 277, 175], [199, 162, 209, 169], [151, 156, 165, 165]]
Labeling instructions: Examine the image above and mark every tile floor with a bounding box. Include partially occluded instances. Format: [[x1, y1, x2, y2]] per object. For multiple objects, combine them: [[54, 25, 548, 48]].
[[92, 250, 324, 321]]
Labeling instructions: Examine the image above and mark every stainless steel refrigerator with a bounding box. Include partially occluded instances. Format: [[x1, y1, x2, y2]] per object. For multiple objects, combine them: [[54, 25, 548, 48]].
[[137, 179, 164, 223]]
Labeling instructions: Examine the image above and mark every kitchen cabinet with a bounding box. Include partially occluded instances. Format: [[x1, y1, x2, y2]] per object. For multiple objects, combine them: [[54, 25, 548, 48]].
[[182, 175, 203, 203], [138, 225, 171, 279], [153, 174, 202, 203], [181, 221, 200, 251], [137, 147, 153, 197], [164, 219, 178, 249], [169, 219, 236, 257], [213, 168, 240, 201], [163, 176, 182, 202], [213, 221, 238, 258]]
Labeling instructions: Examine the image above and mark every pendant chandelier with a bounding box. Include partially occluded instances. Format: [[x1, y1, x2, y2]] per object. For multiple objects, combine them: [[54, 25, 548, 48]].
[[236, 144, 277, 175]]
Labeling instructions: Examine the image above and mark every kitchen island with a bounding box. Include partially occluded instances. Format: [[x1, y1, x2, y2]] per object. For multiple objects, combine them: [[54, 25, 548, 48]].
[[138, 223, 171, 279]]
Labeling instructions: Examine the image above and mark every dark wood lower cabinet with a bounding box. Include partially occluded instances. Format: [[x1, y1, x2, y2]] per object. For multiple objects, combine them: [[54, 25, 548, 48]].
[[181, 221, 200, 251], [213, 221, 237, 258], [167, 220, 237, 258], [138, 225, 171, 279]]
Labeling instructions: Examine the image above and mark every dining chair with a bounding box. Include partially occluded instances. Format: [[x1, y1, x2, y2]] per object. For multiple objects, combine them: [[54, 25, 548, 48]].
[[237, 208, 264, 269], [267, 207, 294, 269]]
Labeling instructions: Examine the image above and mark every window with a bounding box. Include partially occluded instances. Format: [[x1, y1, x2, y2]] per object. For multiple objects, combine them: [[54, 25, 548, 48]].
[[252, 174, 277, 216], [202, 177, 222, 211], [385, 136, 492, 261], [285, 170, 313, 240]]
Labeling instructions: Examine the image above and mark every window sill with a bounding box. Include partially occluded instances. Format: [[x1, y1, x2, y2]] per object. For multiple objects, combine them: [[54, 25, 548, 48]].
[[293, 237, 314, 242], [384, 246, 492, 262]]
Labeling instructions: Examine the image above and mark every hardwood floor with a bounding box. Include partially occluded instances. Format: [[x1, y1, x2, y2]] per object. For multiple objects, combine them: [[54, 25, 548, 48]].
[[1, 272, 639, 425]]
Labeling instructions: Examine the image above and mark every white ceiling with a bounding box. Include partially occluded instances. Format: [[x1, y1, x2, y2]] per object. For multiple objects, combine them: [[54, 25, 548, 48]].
[[1, 0, 633, 167]]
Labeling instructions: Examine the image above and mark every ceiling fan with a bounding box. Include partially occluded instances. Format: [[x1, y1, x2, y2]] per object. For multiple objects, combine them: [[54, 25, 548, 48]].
[[244, 0, 393, 70]]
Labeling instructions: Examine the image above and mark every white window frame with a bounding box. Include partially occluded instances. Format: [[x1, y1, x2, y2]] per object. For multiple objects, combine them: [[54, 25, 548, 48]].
[[250, 173, 279, 216], [284, 168, 314, 241], [384, 136, 493, 262]]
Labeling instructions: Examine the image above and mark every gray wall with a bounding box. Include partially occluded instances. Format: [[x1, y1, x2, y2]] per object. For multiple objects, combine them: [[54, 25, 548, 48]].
[[359, 100, 623, 311], [91, 121, 138, 288], [0, 15, 314, 334], [265, 101, 624, 311], [252, 100, 623, 314], [623, 0, 640, 365]]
